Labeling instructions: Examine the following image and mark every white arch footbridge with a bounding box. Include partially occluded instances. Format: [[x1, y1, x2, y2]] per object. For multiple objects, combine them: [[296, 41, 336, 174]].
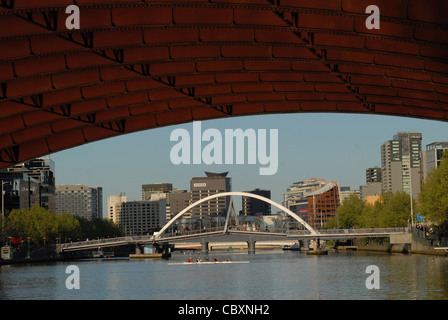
[[154, 191, 318, 240], [60, 192, 409, 252]]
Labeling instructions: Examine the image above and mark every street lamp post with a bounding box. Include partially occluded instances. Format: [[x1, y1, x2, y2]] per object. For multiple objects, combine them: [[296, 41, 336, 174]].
[[26, 237, 31, 259], [408, 163, 414, 228], [1, 181, 6, 246], [1, 180, 5, 219]]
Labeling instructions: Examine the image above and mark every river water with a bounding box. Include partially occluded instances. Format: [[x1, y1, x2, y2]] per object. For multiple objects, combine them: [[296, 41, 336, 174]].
[[1, 250, 448, 300]]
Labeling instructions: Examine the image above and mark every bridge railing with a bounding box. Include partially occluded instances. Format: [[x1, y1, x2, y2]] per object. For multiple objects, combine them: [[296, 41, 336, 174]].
[[287, 227, 408, 237], [60, 235, 154, 251], [157, 226, 226, 239], [156, 226, 409, 240]]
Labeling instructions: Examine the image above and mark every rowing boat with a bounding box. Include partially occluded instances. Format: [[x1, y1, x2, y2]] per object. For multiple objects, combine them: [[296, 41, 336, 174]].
[[168, 261, 250, 265]]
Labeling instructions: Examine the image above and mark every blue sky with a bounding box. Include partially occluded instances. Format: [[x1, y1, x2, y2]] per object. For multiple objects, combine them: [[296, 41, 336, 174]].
[[50, 113, 448, 217]]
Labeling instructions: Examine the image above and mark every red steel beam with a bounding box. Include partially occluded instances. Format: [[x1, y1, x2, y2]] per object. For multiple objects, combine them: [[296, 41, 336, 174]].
[[0, 0, 447, 168]]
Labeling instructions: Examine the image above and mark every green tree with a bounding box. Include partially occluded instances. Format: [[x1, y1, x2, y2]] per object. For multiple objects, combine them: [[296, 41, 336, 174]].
[[327, 193, 365, 228], [7, 207, 34, 239], [55, 212, 81, 241], [359, 200, 384, 228], [77, 217, 123, 239], [6, 206, 83, 243], [419, 150, 448, 224], [380, 191, 412, 227], [326, 191, 414, 229], [7, 205, 57, 242]]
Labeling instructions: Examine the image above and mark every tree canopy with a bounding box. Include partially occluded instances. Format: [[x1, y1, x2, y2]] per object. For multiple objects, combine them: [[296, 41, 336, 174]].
[[326, 191, 413, 229], [1, 205, 123, 243], [419, 150, 448, 225]]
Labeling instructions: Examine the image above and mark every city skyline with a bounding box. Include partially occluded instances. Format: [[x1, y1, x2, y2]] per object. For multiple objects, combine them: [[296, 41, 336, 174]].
[[51, 113, 448, 217]]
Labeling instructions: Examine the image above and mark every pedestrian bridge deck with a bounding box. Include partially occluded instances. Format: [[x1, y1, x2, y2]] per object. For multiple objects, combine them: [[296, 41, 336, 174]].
[[60, 228, 408, 252]]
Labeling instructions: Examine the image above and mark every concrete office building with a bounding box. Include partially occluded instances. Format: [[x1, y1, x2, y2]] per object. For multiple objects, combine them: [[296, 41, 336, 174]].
[[107, 193, 166, 235], [141, 183, 173, 201], [107, 193, 126, 224], [381, 132, 422, 198], [360, 167, 383, 200], [142, 183, 174, 222], [56, 185, 103, 220], [366, 167, 382, 183], [339, 186, 360, 204], [421, 142, 448, 181], [381, 139, 403, 194], [360, 182, 382, 200], [241, 189, 271, 216], [190, 171, 231, 219], [167, 190, 191, 221]]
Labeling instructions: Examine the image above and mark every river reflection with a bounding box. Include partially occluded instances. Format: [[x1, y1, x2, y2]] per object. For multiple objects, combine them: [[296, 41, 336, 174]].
[[1, 250, 448, 300]]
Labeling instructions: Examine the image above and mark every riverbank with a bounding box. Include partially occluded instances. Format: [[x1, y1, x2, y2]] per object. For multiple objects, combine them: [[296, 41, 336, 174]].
[[0, 245, 130, 266], [352, 245, 446, 256], [0, 254, 88, 266], [352, 236, 448, 256]]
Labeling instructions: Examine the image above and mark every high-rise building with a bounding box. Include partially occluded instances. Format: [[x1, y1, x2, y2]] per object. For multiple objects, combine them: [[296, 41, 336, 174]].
[[381, 132, 422, 198], [55, 185, 103, 220], [107, 193, 127, 224], [107, 193, 166, 235], [241, 189, 271, 216], [190, 171, 231, 219], [366, 167, 382, 183], [422, 142, 448, 181], [381, 139, 403, 194]]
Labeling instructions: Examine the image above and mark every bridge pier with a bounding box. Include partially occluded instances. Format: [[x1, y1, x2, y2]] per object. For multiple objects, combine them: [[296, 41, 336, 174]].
[[201, 239, 209, 254], [306, 238, 328, 255], [313, 238, 320, 251], [247, 240, 256, 254], [302, 240, 310, 250]]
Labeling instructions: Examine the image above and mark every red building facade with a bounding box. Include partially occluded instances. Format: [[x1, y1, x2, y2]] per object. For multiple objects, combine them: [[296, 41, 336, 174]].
[[307, 182, 340, 229]]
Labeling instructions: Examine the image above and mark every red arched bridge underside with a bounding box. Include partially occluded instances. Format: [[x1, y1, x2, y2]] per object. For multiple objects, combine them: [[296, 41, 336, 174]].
[[0, 0, 447, 169]]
